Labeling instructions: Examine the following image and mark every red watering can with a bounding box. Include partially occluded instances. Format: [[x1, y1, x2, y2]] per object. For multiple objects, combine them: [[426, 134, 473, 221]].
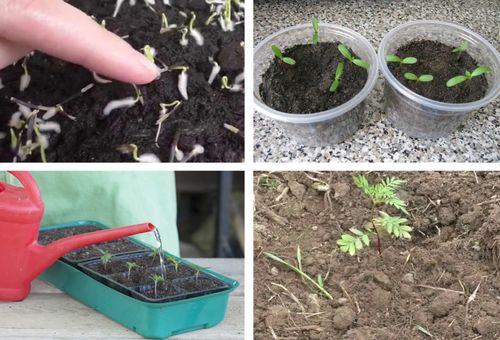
[[0, 171, 155, 301]]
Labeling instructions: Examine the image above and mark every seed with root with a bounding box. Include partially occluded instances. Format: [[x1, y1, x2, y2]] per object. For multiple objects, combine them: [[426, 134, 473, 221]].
[[178, 69, 189, 100], [103, 97, 137, 116], [208, 57, 221, 84], [181, 144, 204, 162], [93, 72, 112, 84]]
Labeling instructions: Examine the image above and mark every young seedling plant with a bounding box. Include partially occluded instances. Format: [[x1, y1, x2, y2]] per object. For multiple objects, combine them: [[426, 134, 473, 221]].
[[338, 44, 369, 70], [329, 62, 344, 93], [188, 263, 205, 283], [312, 16, 319, 45], [337, 175, 412, 256], [385, 54, 417, 65], [149, 247, 161, 265], [404, 73, 434, 83], [149, 274, 164, 298], [452, 41, 469, 54], [126, 261, 139, 279], [264, 244, 333, 300], [100, 250, 113, 270], [446, 66, 490, 88], [167, 255, 181, 272], [271, 45, 296, 65]]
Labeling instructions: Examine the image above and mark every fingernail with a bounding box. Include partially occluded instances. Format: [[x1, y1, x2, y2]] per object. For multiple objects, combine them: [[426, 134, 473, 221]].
[[136, 52, 161, 79]]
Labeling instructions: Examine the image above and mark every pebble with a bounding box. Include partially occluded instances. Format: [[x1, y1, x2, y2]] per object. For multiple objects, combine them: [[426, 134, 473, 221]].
[[332, 306, 356, 330]]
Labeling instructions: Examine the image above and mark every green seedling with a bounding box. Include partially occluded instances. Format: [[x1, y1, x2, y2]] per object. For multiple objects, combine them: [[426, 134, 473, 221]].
[[452, 41, 469, 53], [257, 175, 279, 188], [312, 16, 319, 45], [149, 247, 161, 264], [264, 245, 333, 300], [188, 263, 204, 282], [100, 251, 113, 270], [329, 62, 344, 93], [149, 274, 164, 298], [271, 45, 296, 65], [385, 54, 417, 65], [126, 262, 139, 279], [338, 44, 369, 69], [167, 255, 181, 272], [337, 175, 412, 256], [446, 66, 490, 87], [404, 73, 434, 82], [142, 45, 156, 64]]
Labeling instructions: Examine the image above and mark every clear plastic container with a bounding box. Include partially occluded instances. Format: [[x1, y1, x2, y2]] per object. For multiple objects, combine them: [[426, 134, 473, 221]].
[[378, 20, 500, 138], [254, 24, 379, 147]]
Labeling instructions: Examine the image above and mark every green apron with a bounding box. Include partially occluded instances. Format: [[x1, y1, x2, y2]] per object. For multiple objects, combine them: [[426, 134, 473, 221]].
[[2, 171, 179, 256]]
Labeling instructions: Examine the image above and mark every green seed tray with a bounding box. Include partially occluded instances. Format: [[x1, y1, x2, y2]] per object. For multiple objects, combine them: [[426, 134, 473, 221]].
[[38, 221, 239, 339]]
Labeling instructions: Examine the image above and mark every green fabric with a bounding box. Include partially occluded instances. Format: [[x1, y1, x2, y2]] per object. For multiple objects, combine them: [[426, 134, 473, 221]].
[[2, 171, 179, 256]]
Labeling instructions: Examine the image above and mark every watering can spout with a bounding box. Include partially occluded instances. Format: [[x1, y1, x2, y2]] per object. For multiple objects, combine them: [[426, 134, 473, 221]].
[[27, 223, 155, 281]]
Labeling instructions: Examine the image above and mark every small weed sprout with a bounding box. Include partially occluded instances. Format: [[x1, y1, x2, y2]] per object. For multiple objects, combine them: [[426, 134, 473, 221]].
[[385, 55, 417, 65], [167, 255, 181, 272], [271, 45, 296, 65], [264, 245, 333, 300], [126, 261, 139, 279], [312, 16, 319, 45], [338, 44, 369, 70], [100, 251, 113, 270], [446, 66, 490, 88], [329, 62, 344, 93], [404, 73, 434, 82], [452, 41, 469, 54], [337, 175, 412, 256], [149, 274, 164, 298]]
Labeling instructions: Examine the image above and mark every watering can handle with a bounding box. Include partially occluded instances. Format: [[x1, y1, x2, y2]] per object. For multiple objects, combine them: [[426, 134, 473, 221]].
[[8, 171, 43, 209]]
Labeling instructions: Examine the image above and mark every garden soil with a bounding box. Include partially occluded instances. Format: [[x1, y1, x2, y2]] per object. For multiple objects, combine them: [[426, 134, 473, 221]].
[[388, 40, 487, 103], [260, 42, 368, 114], [0, 0, 244, 162], [254, 172, 500, 340]]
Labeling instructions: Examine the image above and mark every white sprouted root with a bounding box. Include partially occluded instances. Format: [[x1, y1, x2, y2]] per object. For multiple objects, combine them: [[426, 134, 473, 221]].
[[0, 77, 4, 90], [103, 85, 143, 116], [181, 144, 204, 162], [188, 13, 204, 46], [117, 144, 160, 162], [93, 72, 112, 84], [208, 57, 221, 84], [224, 123, 239, 134], [155, 101, 182, 147], [170, 66, 189, 100], [19, 58, 31, 92], [160, 13, 177, 33], [179, 27, 189, 46]]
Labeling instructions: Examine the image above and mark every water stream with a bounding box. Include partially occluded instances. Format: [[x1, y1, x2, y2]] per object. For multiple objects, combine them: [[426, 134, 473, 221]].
[[153, 228, 167, 279]]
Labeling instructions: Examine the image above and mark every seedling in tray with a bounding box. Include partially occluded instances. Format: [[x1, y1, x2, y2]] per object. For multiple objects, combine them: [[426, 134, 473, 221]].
[[446, 66, 491, 88], [263, 245, 333, 300], [100, 250, 113, 270], [329, 62, 344, 93], [149, 274, 165, 298], [312, 16, 319, 45], [404, 73, 434, 83], [385, 54, 417, 65], [126, 261, 139, 279], [337, 175, 412, 256], [338, 44, 369, 70], [271, 45, 296, 65], [167, 255, 181, 272], [149, 247, 162, 264]]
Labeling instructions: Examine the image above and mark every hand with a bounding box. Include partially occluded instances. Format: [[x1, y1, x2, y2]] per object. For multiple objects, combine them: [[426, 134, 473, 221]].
[[0, 0, 159, 84]]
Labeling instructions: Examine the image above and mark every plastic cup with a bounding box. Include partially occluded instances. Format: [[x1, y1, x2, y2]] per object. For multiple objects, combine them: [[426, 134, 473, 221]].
[[378, 20, 500, 138], [254, 24, 379, 147]]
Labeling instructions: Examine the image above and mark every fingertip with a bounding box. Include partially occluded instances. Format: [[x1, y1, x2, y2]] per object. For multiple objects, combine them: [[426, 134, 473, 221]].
[[130, 52, 161, 84]]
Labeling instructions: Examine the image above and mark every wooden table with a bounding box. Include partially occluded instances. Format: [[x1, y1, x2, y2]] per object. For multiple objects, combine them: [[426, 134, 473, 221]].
[[0, 259, 244, 339]]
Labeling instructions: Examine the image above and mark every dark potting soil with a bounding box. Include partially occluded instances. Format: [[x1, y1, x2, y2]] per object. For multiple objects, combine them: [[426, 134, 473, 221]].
[[0, 0, 244, 162], [388, 40, 488, 103], [259, 42, 368, 114], [138, 281, 181, 299], [38, 225, 145, 261]]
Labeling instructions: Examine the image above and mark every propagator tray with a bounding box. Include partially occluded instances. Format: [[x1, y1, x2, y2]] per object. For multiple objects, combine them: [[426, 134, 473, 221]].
[[38, 220, 150, 265], [38, 221, 239, 339]]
